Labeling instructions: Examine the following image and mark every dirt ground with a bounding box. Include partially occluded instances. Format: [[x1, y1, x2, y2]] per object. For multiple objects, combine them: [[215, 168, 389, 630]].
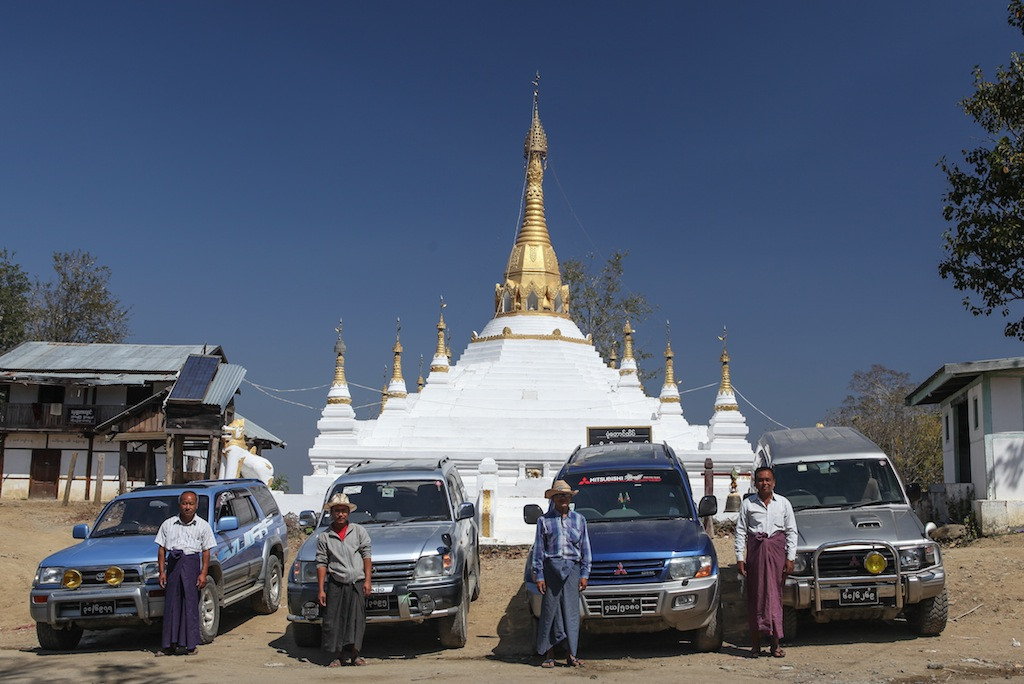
[[1, 500, 1022, 683]]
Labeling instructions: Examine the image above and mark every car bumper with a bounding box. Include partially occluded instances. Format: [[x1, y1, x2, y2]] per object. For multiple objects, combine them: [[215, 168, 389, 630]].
[[784, 566, 946, 612], [287, 580, 463, 625], [527, 576, 719, 633], [30, 585, 163, 627]]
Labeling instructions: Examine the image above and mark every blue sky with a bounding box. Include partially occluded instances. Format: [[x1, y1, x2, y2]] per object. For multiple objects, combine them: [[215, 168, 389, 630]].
[[3, 2, 1022, 487]]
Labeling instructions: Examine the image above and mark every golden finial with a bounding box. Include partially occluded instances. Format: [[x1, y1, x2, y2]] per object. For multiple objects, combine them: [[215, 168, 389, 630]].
[[417, 355, 425, 392], [608, 345, 618, 369], [435, 296, 447, 356], [388, 317, 407, 399], [328, 317, 352, 404], [664, 320, 675, 387], [623, 321, 635, 361], [715, 326, 738, 411], [380, 365, 389, 414]]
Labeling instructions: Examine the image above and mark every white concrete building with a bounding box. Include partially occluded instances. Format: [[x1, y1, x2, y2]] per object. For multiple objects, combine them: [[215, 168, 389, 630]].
[[291, 93, 755, 543], [908, 357, 1024, 534]]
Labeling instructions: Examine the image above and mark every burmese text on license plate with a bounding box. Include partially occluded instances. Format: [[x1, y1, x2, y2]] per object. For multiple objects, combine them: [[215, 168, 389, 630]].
[[839, 586, 879, 605], [603, 599, 641, 616]]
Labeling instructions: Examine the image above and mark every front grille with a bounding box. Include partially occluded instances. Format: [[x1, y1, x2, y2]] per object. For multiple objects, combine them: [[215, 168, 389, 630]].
[[74, 567, 143, 587], [815, 549, 897, 577], [371, 560, 415, 583], [590, 559, 664, 582]]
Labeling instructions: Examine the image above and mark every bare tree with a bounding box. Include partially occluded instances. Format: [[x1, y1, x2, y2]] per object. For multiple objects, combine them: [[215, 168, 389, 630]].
[[28, 250, 130, 343], [827, 365, 942, 485]]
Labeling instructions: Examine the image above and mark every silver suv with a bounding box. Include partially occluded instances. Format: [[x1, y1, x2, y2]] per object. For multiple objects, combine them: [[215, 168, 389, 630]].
[[755, 427, 947, 638], [287, 458, 481, 648]]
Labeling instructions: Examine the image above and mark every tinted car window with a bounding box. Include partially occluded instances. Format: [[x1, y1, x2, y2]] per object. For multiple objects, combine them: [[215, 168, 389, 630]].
[[564, 470, 690, 521], [92, 495, 210, 537], [250, 485, 280, 516], [329, 480, 452, 523]]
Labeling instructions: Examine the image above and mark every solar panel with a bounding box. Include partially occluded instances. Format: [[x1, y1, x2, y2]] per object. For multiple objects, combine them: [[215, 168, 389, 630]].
[[168, 355, 220, 402]]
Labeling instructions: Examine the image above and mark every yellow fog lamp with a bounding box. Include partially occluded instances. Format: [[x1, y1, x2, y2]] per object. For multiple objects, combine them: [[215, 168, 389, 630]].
[[62, 569, 83, 589], [104, 566, 125, 587], [863, 551, 887, 575]]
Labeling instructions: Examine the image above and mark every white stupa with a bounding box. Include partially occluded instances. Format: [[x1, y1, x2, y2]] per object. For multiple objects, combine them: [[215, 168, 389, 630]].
[[298, 89, 754, 542]]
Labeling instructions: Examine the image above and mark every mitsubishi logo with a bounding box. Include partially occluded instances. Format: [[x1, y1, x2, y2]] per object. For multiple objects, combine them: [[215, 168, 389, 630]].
[[613, 562, 628, 576], [848, 556, 860, 568]]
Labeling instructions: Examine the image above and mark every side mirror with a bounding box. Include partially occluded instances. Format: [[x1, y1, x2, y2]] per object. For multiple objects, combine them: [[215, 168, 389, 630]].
[[298, 510, 318, 528], [456, 502, 475, 521], [523, 504, 543, 525], [697, 495, 718, 518], [441, 532, 453, 551], [73, 524, 89, 539], [906, 483, 922, 504], [217, 515, 239, 532]]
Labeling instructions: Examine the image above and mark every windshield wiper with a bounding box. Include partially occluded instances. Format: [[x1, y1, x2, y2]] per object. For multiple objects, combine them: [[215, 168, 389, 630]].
[[403, 516, 450, 522], [843, 500, 900, 510]]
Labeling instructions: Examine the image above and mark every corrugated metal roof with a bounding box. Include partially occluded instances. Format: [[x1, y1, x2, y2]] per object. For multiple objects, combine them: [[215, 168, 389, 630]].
[[204, 363, 246, 411], [0, 341, 224, 373], [0, 371, 179, 385], [235, 413, 286, 448]]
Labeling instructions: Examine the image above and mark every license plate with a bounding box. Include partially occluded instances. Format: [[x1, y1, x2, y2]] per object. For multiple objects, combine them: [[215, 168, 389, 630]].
[[81, 601, 115, 616], [370, 584, 393, 595], [365, 596, 390, 611], [602, 598, 641, 617], [839, 586, 879, 606]]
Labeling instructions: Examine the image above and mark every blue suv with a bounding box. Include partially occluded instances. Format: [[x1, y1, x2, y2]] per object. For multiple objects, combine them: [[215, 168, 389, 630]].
[[524, 443, 722, 651], [30, 479, 288, 650]]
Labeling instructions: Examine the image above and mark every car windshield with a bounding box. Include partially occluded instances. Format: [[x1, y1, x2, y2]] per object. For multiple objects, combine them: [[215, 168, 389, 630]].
[[91, 495, 210, 538], [324, 480, 452, 525], [773, 458, 906, 511], [563, 470, 691, 522]]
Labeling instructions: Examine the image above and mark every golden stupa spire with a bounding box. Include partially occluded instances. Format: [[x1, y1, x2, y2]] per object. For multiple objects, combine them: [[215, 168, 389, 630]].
[[623, 321, 635, 361], [417, 355, 425, 392], [389, 318, 407, 398], [380, 365, 389, 414], [663, 321, 676, 387], [608, 345, 618, 369], [494, 73, 570, 318], [715, 326, 739, 411], [327, 318, 352, 405]]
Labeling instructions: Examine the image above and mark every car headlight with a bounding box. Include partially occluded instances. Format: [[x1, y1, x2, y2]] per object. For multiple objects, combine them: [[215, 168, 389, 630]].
[[35, 567, 64, 586], [898, 544, 939, 571], [142, 562, 160, 583], [667, 555, 712, 580], [290, 560, 320, 584], [414, 554, 453, 579]]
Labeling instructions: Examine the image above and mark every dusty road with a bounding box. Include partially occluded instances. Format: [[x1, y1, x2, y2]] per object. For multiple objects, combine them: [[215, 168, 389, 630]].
[[1, 500, 1022, 683]]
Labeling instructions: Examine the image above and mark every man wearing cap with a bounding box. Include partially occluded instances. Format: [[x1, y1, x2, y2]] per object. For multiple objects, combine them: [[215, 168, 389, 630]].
[[316, 492, 372, 666], [531, 480, 592, 668]]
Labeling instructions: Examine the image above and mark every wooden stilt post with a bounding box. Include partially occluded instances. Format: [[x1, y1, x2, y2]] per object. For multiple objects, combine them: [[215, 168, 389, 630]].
[[94, 453, 105, 503], [62, 452, 78, 506], [118, 441, 128, 494]]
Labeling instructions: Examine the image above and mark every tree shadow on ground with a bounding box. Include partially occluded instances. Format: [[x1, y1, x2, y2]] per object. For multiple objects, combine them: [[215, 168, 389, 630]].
[[271, 619, 451, 666]]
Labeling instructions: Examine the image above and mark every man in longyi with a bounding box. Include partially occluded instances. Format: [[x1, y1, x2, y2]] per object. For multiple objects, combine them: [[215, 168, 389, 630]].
[[316, 492, 372, 667], [735, 466, 797, 658], [155, 490, 216, 656]]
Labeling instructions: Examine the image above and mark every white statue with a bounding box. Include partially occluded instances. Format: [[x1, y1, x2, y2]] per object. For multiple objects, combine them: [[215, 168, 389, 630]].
[[218, 418, 274, 485]]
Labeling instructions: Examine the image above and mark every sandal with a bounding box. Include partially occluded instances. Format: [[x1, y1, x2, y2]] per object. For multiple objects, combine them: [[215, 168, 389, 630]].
[[327, 659, 343, 668], [770, 647, 786, 658], [567, 655, 584, 668], [540, 659, 556, 668], [747, 648, 763, 658], [184, 648, 198, 656], [350, 656, 367, 666]]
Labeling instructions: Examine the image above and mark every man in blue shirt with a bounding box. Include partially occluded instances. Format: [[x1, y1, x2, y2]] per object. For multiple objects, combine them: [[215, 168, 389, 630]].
[[531, 480, 592, 668]]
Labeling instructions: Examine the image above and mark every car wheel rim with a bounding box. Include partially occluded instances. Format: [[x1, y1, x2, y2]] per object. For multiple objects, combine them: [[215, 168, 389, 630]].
[[269, 568, 281, 603], [201, 588, 216, 629]]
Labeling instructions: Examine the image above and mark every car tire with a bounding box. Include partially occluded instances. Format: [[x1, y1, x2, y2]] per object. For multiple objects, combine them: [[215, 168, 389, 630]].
[[438, 584, 469, 648], [251, 555, 282, 614], [291, 622, 322, 649], [907, 588, 948, 636], [782, 606, 799, 642], [691, 603, 723, 652], [471, 553, 481, 602], [198, 577, 221, 644], [36, 622, 83, 651]]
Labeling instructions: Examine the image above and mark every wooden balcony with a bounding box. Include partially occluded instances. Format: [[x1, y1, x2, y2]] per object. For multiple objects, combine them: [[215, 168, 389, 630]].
[[0, 403, 127, 431]]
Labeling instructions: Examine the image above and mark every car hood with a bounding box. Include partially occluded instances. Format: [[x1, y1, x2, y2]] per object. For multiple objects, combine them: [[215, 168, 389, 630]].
[[38, 535, 158, 568], [796, 506, 926, 550], [588, 518, 710, 559], [297, 522, 455, 563]]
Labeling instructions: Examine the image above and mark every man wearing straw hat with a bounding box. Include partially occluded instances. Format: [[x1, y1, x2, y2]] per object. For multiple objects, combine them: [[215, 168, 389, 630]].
[[316, 492, 372, 666], [531, 480, 592, 668]]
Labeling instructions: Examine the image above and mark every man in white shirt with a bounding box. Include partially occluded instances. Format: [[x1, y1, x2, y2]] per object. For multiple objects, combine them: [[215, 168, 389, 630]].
[[735, 467, 797, 658], [155, 490, 217, 656]]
